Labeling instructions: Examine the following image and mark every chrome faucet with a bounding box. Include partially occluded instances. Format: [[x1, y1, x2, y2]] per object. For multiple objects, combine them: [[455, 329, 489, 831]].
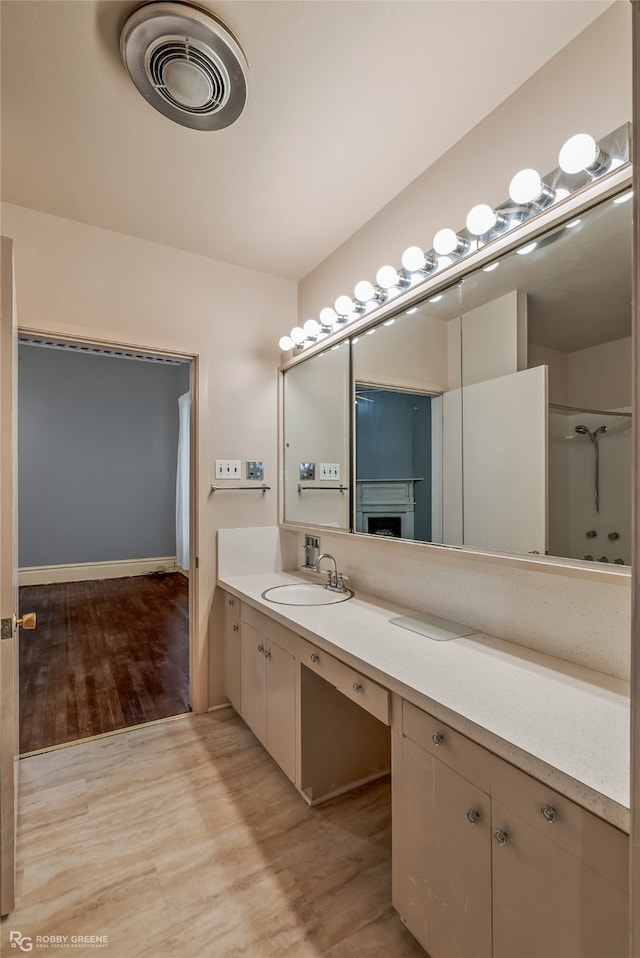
[[313, 553, 348, 593]]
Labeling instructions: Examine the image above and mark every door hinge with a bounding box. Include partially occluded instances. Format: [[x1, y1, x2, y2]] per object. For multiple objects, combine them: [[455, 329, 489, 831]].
[[1, 617, 14, 640]]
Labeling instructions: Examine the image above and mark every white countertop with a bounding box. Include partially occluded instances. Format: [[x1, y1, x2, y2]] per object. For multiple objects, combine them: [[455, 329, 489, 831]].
[[218, 570, 630, 831]]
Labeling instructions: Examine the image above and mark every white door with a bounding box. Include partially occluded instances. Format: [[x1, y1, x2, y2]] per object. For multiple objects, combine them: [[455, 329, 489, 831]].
[[0, 237, 35, 916], [462, 365, 548, 556]]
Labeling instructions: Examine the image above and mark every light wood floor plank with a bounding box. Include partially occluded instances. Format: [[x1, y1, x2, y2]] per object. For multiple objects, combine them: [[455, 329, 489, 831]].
[[1, 711, 425, 957]]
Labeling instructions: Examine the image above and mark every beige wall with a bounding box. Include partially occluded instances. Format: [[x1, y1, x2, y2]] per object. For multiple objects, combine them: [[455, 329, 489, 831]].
[[352, 311, 449, 393], [298, 3, 631, 320], [568, 336, 632, 411], [461, 291, 524, 386], [1, 202, 297, 709]]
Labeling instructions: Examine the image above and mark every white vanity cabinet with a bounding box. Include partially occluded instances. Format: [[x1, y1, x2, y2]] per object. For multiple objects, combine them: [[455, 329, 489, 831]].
[[393, 701, 493, 957], [491, 758, 629, 958], [222, 590, 391, 803], [393, 698, 629, 958], [223, 593, 241, 713], [239, 603, 298, 784], [298, 638, 391, 804]]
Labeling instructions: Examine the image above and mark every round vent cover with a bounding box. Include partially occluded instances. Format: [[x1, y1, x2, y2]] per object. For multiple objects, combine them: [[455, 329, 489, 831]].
[[120, 2, 248, 131]]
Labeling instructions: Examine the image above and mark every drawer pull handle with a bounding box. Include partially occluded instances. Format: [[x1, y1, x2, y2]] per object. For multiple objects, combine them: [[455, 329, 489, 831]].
[[494, 828, 508, 846], [310, 653, 319, 663], [432, 732, 444, 746], [264, 648, 271, 658], [540, 804, 557, 824], [228, 598, 235, 606], [233, 625, 239, 632], [352, 682, 363, 693], [257, 643, 264, 653], [466, 809, 480, 825]]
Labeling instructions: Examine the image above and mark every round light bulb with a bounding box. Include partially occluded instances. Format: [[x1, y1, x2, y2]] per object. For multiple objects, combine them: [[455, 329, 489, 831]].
[[465, 204, 498, 236], [319, 307, 337, 327], [401, 246, 426, 272], [290, 326, 306, 345], [558, 133, 597, 174], [278, 335, 294, 351], [509, 169, 543, 204], [335, 295, 354, 315], [354, 280, 375, 302], [303, 319, 321, 337], [376, 265, 399, 289], [433, 228, 460, 256]]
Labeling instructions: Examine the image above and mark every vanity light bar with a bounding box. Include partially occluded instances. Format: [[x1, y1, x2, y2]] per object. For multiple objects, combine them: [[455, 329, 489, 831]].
[[277, 125, 629, 354]]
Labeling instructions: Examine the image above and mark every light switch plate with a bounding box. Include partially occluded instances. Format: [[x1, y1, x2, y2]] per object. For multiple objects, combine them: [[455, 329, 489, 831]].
[[319, 463, 340, 480], [215, 460, 241, 479], [246, 460, 264, 480]]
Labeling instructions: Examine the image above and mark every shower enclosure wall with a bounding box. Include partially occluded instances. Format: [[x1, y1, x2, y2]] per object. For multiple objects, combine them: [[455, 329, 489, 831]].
[[548, 405, 631, 564]]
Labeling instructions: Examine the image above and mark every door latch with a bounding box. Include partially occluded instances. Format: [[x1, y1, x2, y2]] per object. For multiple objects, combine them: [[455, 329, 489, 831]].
[[1, 611, 37, 640]]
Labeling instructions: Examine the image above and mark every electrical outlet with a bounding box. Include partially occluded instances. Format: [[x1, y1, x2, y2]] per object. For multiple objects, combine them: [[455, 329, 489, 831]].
[[303, 534, 320, 569], [215, 459, 241, 479], [246, 460, 264, 480], [319, 463, 340, 480]]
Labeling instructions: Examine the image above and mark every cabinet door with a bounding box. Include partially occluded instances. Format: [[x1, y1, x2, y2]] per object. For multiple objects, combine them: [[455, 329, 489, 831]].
[[265, 639, 296, 783], [395, 734, 492, 958], [240, 619, 266, 746], [492, 800, 628, 958], [223, 594, 241, 712]]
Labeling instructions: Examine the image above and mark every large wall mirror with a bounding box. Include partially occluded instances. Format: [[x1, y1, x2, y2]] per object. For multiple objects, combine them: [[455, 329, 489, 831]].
[[282, 341, 350, 529], [281, 172, 632, 566]]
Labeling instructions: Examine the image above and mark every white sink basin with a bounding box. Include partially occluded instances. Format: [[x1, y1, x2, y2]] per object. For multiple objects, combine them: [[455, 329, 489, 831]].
[[261, 583, 353, 606]]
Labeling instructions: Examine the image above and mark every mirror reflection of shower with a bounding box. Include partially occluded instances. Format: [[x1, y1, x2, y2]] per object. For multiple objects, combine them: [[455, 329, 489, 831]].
[[548, 404, 631, 565], [574, 424, 608, 512]]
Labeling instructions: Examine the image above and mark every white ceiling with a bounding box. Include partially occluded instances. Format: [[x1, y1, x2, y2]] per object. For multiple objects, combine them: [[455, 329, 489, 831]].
[[0, 0, 614, 281]]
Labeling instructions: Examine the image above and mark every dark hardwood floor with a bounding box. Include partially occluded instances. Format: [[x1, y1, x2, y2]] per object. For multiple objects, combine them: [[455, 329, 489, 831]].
[[18, 572, 190, 753]]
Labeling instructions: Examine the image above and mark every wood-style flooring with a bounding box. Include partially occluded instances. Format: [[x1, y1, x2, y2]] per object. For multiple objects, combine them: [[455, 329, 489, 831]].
[[1, 710, 425, 958], [19, 573, 189, 753]]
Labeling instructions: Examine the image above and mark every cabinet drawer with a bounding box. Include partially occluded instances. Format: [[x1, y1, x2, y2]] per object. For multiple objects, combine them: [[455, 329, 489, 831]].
[[302, 642, 390, 725], [491, 755, 628, 893], [241, 602, 301, 657], [402, 700, 491, 793]]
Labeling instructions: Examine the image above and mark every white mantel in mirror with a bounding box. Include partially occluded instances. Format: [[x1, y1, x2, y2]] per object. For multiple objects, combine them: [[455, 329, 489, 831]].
[[217, 526, 630, 681]]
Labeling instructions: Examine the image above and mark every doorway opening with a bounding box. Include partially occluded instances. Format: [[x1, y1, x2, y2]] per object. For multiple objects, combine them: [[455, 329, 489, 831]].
[[355, 385, 434, 542], [16, 335, 195, 753]]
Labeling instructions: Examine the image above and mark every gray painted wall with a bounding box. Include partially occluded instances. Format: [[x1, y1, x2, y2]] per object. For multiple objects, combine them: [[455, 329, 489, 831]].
[[18, 345, 190, 567]]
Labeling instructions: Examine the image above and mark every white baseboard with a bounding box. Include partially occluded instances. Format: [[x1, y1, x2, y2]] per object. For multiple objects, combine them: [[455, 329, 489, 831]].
[[19, 556, 178, 586]]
